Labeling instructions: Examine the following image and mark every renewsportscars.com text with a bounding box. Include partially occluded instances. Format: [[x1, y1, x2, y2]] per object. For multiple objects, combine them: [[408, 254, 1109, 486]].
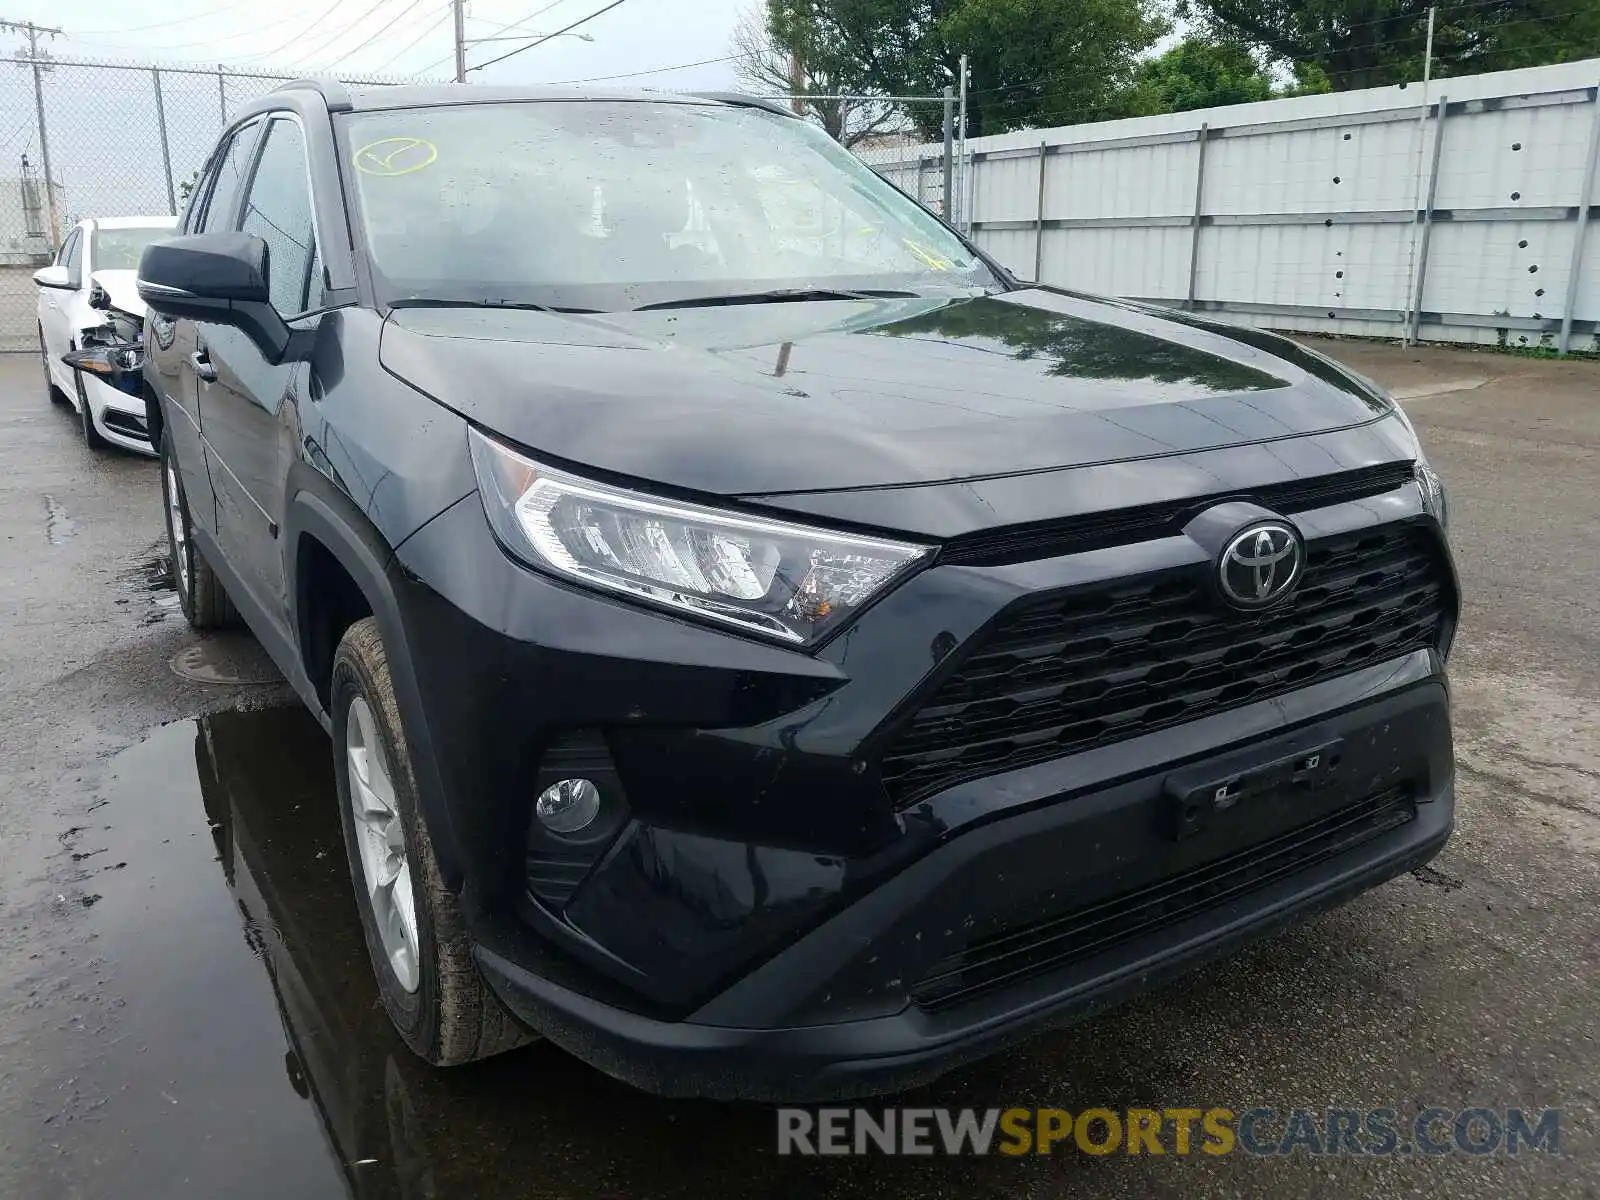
[[776, 1106, 1562, 1157]]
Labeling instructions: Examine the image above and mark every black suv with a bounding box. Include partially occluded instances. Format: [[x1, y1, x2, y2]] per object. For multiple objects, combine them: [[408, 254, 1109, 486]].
[[140, 81, 1457, 1100]]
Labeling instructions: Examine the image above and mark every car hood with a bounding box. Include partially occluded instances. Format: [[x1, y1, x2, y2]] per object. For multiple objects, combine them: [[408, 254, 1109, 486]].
[[378, 288, 1391, 496], [88, 269, 146, 319]]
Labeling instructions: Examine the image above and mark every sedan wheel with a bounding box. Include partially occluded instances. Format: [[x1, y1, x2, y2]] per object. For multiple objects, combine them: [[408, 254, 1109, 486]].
[[76, 370, 109, 450]]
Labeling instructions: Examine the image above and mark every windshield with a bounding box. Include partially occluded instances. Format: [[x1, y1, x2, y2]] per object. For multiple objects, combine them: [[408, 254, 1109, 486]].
[[91, 226, 170, 270], [341, 100, 995, 311]]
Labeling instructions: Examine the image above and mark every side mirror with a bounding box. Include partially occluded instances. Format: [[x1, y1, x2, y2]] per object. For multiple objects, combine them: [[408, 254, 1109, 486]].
[[137, 232, 295, 363], [34, 264, 73, 290]]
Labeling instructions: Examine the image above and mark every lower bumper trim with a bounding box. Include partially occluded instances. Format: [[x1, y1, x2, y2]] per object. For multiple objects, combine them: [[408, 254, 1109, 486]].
[[475, 784, 1452, 1101]]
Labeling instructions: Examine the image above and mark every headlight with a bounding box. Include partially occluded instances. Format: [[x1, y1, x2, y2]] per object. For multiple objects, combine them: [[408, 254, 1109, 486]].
[[1415, 460, 1449, 531], [1385, 402, 1449, 533], [468, 429, 930, 646], [63, 343, 143, 376]]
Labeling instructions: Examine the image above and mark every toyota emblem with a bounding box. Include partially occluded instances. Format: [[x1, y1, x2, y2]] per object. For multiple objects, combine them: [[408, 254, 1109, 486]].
[[1218, 521, 1303, 609]]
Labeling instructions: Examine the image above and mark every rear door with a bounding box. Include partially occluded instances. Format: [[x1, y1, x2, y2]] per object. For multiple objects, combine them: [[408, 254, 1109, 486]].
[[148, 118, 262, 536], [197, 113, 322, 631]]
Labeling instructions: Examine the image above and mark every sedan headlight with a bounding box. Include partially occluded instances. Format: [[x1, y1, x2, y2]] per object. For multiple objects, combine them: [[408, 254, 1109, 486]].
[[468, 429, 930, 646]]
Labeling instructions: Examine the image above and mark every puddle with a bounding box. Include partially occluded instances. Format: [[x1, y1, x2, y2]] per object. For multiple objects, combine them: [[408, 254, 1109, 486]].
[[44, 494, 78, 544], [170, 640, 284, 686], [11, 708, 788, 1200], [12, 706, 1595, 1195], [114, 552, 183, 626]]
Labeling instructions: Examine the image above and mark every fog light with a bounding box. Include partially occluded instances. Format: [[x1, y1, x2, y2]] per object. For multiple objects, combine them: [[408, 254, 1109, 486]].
[[534, 778, 602, 835]]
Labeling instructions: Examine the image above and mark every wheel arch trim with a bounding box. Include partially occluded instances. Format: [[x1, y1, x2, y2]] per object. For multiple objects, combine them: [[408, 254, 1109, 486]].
[[283, 467, 469, 888]]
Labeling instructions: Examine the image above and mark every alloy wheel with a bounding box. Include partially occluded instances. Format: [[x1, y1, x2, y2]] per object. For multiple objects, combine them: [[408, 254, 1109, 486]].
[[346, 695, 421, 994]]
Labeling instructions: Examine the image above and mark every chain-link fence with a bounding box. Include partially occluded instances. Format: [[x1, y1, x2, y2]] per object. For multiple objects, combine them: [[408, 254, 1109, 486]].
[[0, 53, 418, 351], [820, 96, 968, 230]]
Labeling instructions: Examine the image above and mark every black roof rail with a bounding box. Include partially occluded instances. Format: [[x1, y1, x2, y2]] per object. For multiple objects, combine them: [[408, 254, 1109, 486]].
[[685, 91, 798, 119], [271, 77, 355, 113]]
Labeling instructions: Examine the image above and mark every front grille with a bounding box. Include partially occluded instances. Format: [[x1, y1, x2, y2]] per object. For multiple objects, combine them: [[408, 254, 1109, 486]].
[[880, 523, 1449, 805], [909, 784, 1414, 1011], [940, 462, 1416, 566]]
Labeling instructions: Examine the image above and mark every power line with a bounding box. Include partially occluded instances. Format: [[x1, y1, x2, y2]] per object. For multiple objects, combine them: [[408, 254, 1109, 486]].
[[469, 0, 577, 40], [468, 0, 628, 74], [374, 6, 453, 72], [542, 53, 736, 85], [73, 0, 262, 36], [436, 0, 577, 73], [221, 0, 355, 63], [230, 0, 409, 65], [67, 5, 341, 53], [323, 0, 432, 68]]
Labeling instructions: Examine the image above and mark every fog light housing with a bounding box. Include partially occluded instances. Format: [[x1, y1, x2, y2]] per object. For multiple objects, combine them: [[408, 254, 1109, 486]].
[[524, 731, 630, 911], [535, 778, 602, 835]]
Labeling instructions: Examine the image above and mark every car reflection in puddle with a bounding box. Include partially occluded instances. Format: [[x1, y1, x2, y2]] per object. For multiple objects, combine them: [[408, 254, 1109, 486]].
[[70, 707, 1076, 1197], [181, 706, 796, 1198]]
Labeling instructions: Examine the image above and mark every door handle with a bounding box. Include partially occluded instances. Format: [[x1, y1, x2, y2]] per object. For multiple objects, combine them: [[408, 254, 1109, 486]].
[[190, 349, 217, 383]]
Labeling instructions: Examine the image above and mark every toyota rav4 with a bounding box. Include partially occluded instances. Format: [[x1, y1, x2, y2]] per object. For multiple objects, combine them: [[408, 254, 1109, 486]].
[[138, 81, 1457, 1100]]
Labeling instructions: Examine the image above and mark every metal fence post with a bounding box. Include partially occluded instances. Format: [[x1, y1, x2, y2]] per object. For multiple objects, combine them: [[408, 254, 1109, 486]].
[[218, 65, 227, 125], [153, 68, 177, 216], [1407, 95, 1448, 345], [1558, 83, 1600, 355], [1185, 124, 1210, 310], [1033, 140, 1048, 282], [942, 86, 954, 220], [30, 51, 56, 243]]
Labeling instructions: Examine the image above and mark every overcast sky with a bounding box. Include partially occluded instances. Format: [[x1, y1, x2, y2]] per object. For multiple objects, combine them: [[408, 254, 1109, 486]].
[[3, 0, 751, 87]]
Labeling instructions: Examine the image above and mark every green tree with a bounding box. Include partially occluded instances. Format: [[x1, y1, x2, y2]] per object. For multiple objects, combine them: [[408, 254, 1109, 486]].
[[765, 0, 1170, 137], [1178, 0, 1600, 92], [1124, 38, 1276, 114]]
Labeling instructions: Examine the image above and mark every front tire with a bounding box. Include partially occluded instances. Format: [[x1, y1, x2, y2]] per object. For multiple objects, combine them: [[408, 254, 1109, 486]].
[[160, 430, 235, 628], [76, 370, 109, 450], [330, 617, 531, 1066]]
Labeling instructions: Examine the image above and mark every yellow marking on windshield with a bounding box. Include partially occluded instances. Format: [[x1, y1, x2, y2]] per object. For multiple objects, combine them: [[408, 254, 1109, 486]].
[[354, 137, 439, 177], [902, 238, 953, 270]]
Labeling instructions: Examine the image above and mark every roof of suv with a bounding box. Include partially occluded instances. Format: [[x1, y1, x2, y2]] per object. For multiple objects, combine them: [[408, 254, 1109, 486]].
[[252, 79, 795, 119]]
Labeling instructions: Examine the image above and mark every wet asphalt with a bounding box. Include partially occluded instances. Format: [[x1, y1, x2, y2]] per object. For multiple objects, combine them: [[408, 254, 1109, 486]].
[[0, 343, 1596, 1199]]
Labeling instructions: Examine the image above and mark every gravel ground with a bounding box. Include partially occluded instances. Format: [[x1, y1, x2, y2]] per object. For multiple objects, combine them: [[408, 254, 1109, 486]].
[[0, 340, 1595, 1199]]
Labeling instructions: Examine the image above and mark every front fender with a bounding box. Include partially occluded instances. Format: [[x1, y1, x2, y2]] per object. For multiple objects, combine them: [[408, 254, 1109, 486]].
[[282, 467, 469, 890]]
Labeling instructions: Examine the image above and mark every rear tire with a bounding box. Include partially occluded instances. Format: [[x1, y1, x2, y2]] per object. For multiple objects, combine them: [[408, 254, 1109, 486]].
[[160, 429, 235, 629], [331, 617, 532, 1067], [76, 370, 109, 450], [39, 325, 65, 406]]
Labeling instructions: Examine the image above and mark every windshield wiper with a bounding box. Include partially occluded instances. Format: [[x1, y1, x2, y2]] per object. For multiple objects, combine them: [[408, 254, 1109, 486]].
[[632, 287, 919, 312], [389, 297, 602, 315]]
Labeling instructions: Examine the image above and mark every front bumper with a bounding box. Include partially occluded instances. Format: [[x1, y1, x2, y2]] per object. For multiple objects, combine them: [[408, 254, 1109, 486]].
[[478, 774, 1451, 1101], [82, 372, 155, 454], [391, 467, 1457, 1099]]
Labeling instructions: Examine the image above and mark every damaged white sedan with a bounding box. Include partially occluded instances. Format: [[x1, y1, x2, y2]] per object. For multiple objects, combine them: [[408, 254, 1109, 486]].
[[36, 215, 176, 454]]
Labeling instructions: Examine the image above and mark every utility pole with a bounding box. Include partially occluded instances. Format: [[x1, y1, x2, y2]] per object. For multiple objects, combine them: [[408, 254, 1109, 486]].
[[1, 18, 62, 243], [452, 0, 467, 83]]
